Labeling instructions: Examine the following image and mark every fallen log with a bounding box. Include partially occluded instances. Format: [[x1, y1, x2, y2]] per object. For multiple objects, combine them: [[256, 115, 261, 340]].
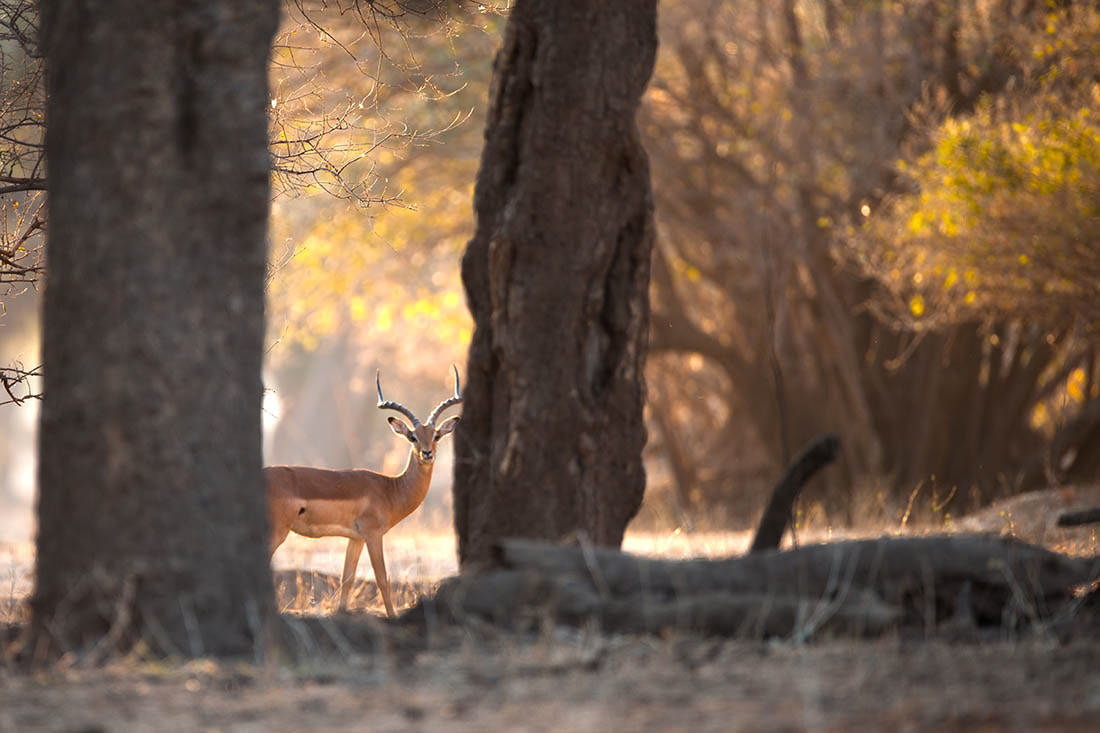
[[422, 568, 900, 640], [494, 534, 1093, 606], [415, 534, 1099, 639]]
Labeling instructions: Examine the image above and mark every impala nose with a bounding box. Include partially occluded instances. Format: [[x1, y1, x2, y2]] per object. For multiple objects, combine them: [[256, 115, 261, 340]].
[[420, 449, 433, 461]]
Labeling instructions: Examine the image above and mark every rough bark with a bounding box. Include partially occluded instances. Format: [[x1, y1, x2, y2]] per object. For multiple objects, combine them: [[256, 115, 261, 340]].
[[454, 0, 658, 567], [418, 535, 1097, 639], [29, 0, 279, 661]]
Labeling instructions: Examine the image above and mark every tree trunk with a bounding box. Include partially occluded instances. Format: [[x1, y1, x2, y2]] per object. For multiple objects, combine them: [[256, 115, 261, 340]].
[[29, 0, 279, 661], [454, 0, 658, 567]]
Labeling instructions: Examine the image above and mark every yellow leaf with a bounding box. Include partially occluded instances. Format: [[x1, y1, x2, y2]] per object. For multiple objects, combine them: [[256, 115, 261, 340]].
[[941, 212, 958, 237], [349, 297, 367, 322], [375, 304, 393, 332], [944, 267, 958, 290], [1031, 402, 1049, 430], [909, 294, 925, 317], [1068, 367, 1086, 403]]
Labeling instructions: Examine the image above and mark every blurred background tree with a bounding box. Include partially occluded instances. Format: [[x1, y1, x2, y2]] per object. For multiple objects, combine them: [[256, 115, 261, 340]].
[[0, 1, 499, 536], [261, 2, 497, 501], [856, 2, 1100, 500], [0, 0, 44, 407], [3, 0, 1099, 541], [639, 0, 1100, 527]]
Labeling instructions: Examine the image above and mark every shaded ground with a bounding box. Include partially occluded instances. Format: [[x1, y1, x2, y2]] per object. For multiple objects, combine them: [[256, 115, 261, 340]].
[[3, 488, 1100, 731], [2, 634, 1099, 732]]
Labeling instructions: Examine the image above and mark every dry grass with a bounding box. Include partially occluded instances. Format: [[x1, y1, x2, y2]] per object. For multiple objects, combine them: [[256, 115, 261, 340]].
[[2, 623, 1098, 731], [6, 485, 1100, 620], [2, 491, 1100, 731], [0, 543, 31, 625], [272, 532, 457, 616], [955, 485, 1100, 556], [271, 487, 1100, 617], [274, 528, 755, 615]]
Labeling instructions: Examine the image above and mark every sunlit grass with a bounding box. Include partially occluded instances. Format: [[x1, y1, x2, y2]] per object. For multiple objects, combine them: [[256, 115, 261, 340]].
[[1, 542, 32, 625], [272, 532, 457, 616], [623, 528, 752, 559], [955, 485, 1100, 557], [4, 486, 1100, 620]]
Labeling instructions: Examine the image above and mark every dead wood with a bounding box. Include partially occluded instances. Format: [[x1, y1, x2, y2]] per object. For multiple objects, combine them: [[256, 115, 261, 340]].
[[1057, 507, 1100, 527], [749, 434, 840, 552], [412, 534, 1099, 639], [419, 569, 899, 640]]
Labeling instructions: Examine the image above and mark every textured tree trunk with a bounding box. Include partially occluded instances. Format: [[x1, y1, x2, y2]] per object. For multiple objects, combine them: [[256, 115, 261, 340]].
[[454, 0, 658, 567], [29, 0, 279, 660]]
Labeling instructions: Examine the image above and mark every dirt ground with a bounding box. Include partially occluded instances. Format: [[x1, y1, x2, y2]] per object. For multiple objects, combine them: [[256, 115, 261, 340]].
[[2, 634, 1098, 732], [3, 487, 1100, 732]]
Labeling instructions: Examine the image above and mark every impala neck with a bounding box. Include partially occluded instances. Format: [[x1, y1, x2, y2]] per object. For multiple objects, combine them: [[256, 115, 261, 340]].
[[390, 447, 435, 524]]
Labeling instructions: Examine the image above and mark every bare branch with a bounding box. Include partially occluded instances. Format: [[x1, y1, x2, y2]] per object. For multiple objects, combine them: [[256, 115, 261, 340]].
[[0, 362, 40, 405]]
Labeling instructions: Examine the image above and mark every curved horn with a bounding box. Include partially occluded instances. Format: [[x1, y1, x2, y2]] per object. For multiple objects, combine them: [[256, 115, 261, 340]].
[[376, 371, 420, 427], [427, 364, 463, 427]]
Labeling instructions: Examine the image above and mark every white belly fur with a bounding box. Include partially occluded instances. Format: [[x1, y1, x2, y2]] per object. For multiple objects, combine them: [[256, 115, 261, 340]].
[[291, 520, 360, 540]]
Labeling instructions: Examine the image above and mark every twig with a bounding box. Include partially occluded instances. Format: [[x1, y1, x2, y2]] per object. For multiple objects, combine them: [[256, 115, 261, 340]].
[[0, 363, 41, 405]]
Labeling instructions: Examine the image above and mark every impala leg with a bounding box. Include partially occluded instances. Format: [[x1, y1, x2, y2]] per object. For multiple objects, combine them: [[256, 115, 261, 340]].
[[339, 538, 365, 611], [364, 530, 395, 618]]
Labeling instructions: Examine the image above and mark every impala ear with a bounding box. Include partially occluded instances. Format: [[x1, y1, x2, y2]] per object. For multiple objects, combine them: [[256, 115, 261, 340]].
[[435, 415, 460, 439], [388, 416, 413, 438]]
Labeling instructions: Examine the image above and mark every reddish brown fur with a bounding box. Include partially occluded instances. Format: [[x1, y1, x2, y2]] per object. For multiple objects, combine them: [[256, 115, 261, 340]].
[[265, 382, 460, 618]]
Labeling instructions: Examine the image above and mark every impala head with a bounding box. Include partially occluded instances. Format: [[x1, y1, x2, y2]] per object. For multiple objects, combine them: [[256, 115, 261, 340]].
[[376, 365, 463, 465]]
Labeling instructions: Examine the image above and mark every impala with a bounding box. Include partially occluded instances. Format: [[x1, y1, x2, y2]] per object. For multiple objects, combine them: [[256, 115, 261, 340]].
[[265, 367, 462, 617]]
